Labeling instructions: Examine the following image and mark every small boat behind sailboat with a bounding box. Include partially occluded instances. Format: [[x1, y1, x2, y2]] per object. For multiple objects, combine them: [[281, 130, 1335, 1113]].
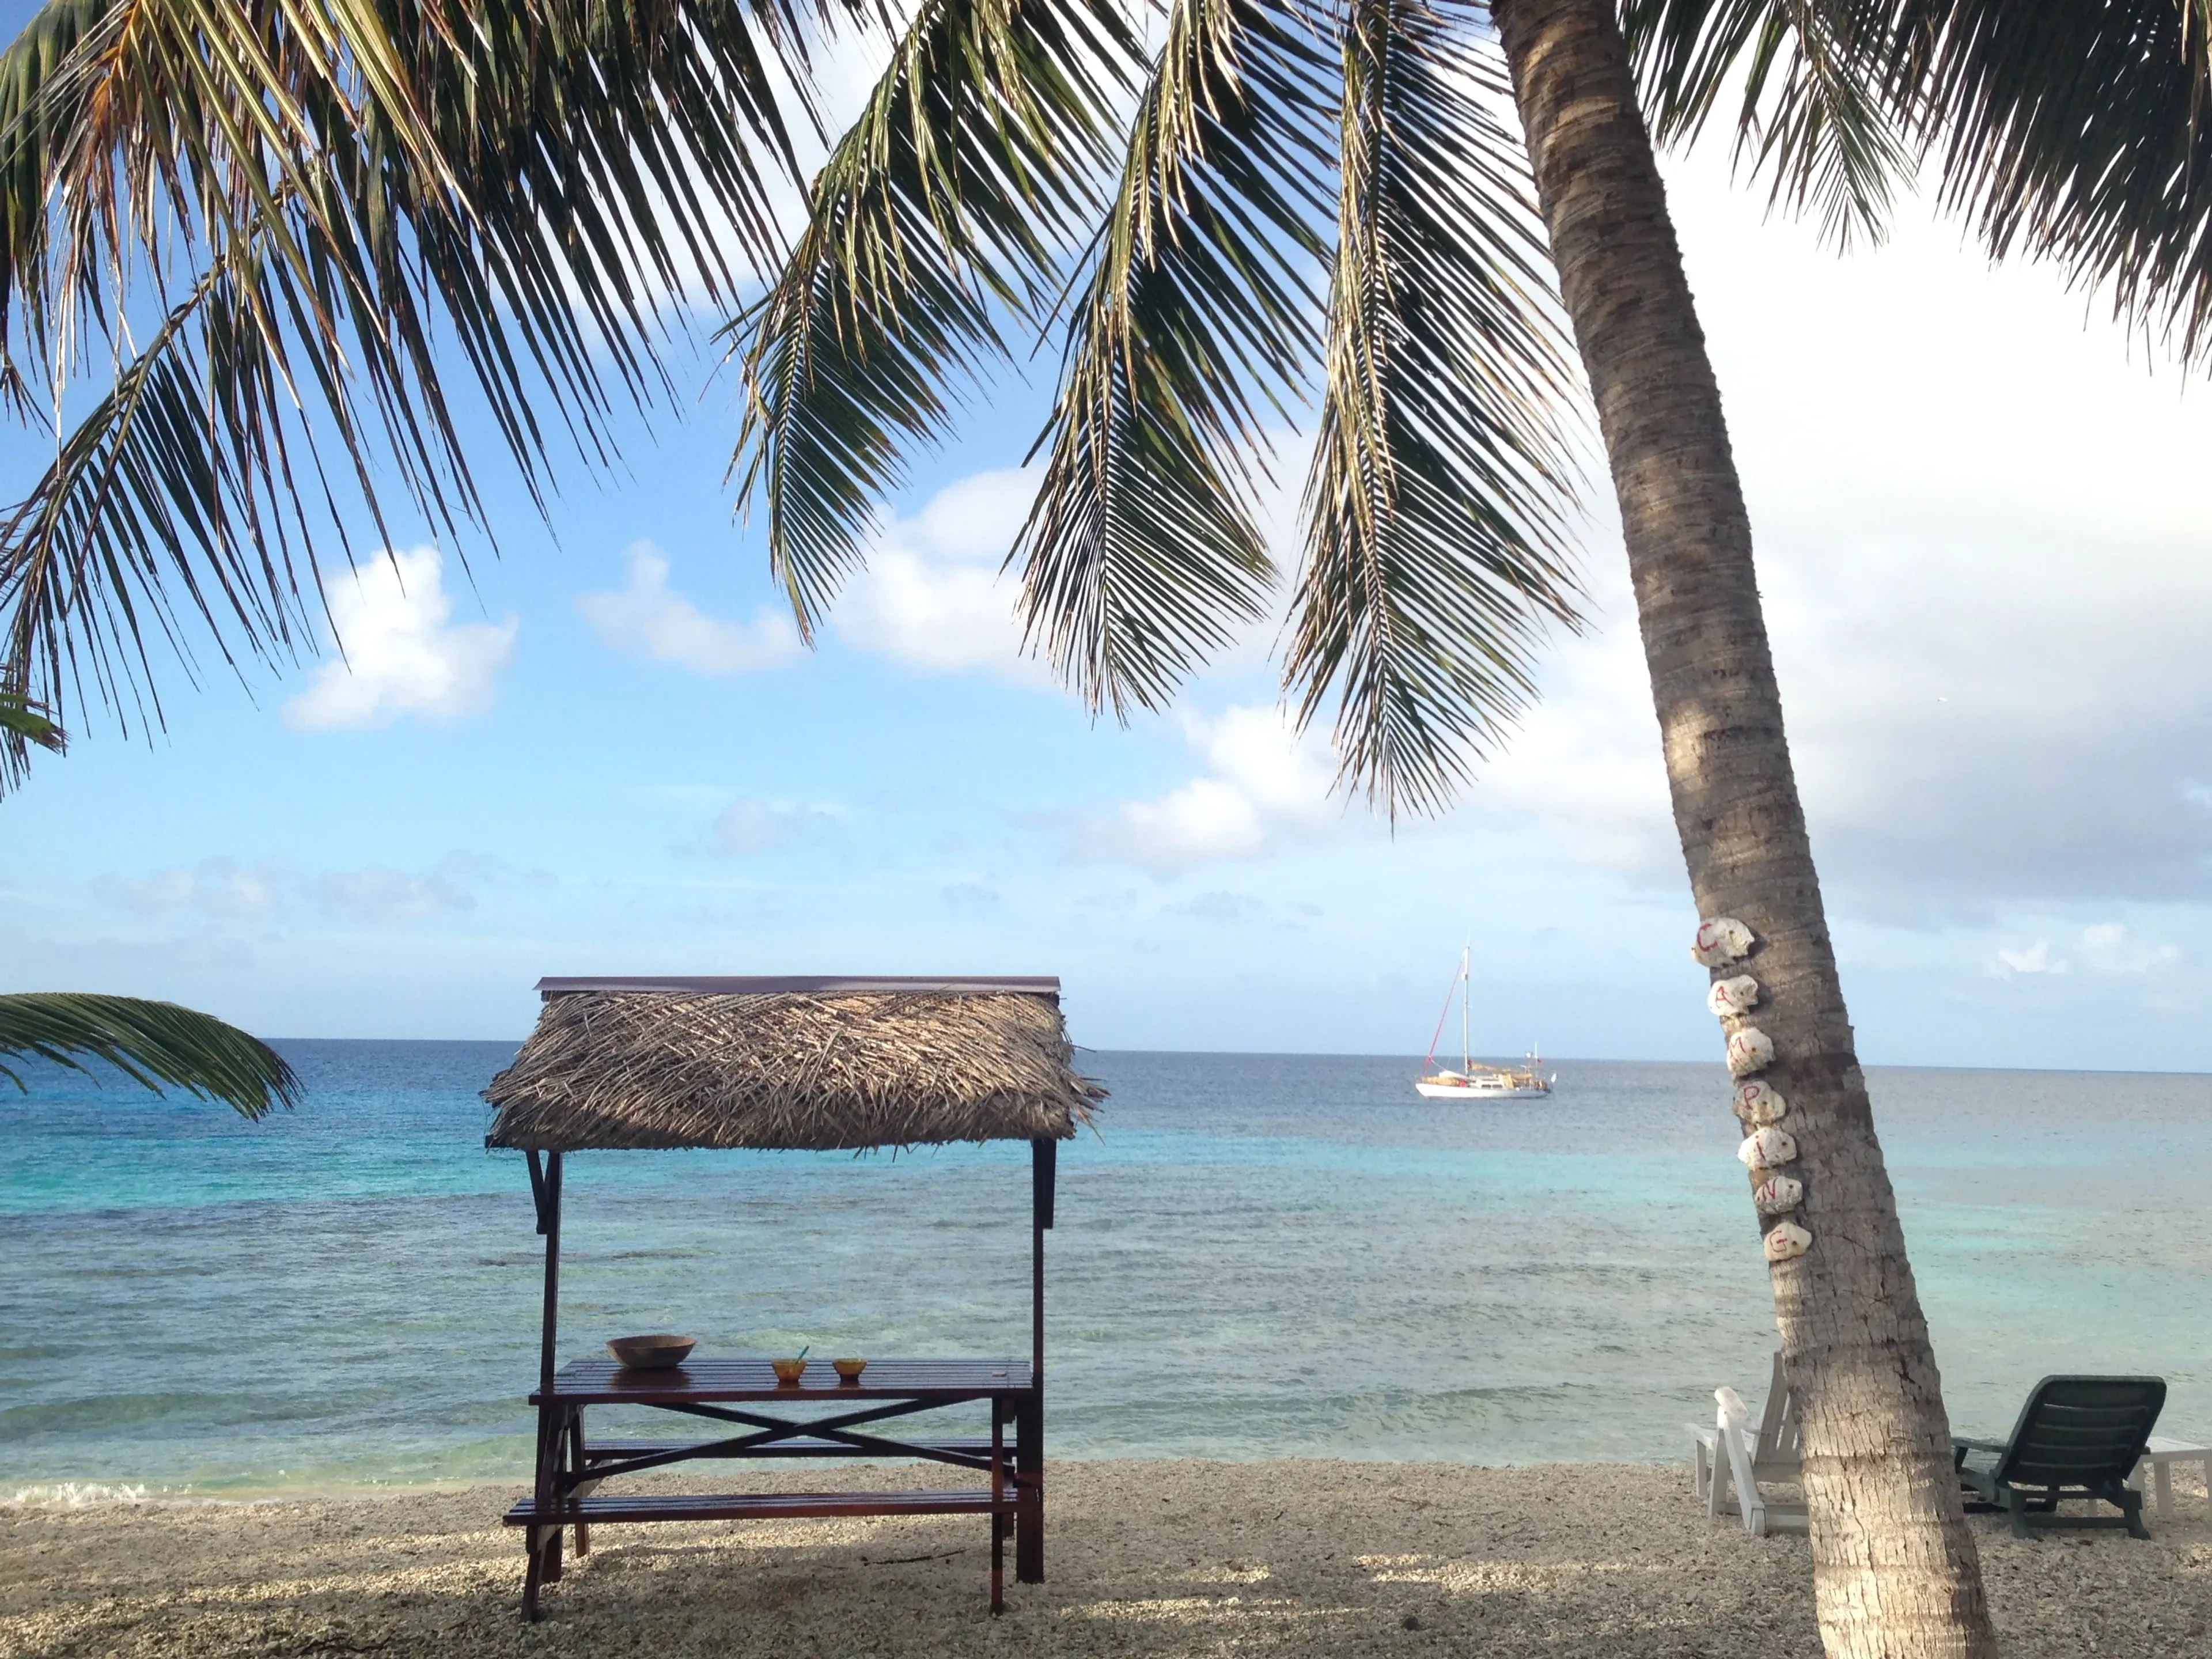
[[1416, 946, 1553, 1100]]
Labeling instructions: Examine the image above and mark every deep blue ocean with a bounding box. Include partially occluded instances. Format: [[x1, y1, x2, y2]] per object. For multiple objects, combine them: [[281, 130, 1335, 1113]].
[[3, 1044, 2206, 1495]]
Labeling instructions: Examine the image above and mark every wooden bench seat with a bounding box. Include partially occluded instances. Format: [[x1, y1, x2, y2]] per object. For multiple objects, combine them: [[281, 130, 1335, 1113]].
[[505, 1487, 1010, 1527], [578, 1435, 999, 1464]]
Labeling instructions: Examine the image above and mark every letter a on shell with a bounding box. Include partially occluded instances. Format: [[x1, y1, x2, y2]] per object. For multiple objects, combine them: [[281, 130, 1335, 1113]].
[[1763, 1221, 1813, 1262], [1733, 1081, 1787, 1125], [1737, 1126, 1798, 1169], [1692, 917, 1756, 968], [1753, 1174, 1804, 1215], [1707, 975, 1760, 1018], [1725, 1027, 1775, 1077]]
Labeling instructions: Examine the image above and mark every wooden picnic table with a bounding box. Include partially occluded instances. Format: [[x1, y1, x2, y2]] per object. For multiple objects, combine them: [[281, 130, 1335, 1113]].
[[504, 1354, 1041, 1618]]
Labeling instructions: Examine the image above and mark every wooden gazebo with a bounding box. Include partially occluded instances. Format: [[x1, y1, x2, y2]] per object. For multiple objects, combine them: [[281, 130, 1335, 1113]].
[[483, 975, 1100, 1619]]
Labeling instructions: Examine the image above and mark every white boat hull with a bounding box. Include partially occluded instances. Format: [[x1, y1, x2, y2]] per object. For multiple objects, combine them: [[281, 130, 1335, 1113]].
[[1415, 1078, 1551, 1100]]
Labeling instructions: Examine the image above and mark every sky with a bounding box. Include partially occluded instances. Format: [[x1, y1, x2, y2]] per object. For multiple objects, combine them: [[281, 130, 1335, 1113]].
[[3, 25, 2210, 1065]]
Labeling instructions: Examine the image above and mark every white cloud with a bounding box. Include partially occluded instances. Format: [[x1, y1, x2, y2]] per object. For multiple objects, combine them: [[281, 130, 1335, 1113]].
[[942, 881, 1001, 913], [576, 542, 802, 677], [122, 859, 283, 919], [2078, 923, 2180, 975], [1984, 926, 2181, 979], [1417, 160, 2212, 923], [834, 469, 1054, 684], [112, 850, 518, 926], [707, 797, 840, 857], [1072, 706, 1341, 874], [284, 547, 517, 731], [317, 865, 475, 923], [1165, 891, 1267, 925], [1988, 940, 2066, 977]]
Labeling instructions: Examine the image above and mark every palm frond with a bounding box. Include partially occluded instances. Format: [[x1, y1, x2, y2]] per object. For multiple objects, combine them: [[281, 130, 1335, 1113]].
[[0, 0, 823, 736], [1881, 0, 2212, 364], [0, 683, 63, 793], [1626, 0, 1906, 247], [1016, 0, 1336, 718], [0, 991, 299, 1118], [1286, 0, 1580, 816], [726, 0, 1143, 637]]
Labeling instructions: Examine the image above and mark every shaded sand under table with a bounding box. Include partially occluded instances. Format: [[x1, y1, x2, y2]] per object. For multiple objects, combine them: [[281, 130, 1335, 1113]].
[[4, 1461, 2209, 1658]]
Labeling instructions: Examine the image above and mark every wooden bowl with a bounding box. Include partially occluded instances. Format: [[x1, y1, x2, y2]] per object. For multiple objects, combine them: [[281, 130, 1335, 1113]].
[[833, 1358, 868, 1382], [608, 1334, 696, 1370], [771, 1357, 808, 1384]]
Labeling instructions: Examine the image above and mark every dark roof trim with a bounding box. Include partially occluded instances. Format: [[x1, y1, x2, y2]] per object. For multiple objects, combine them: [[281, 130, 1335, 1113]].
[[535, 975, 1062, 1000]]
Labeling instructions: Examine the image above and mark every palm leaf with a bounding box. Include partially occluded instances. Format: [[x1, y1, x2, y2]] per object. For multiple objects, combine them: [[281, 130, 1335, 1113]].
[[1625, 0, 1907, 247], [0, 0, 820, 737], [726, 0, 1143, 637], [1286, 0, 1581, 816], [1016, 0, 1336, 718], [0, 991, 299, 1118], [0, 683, 63, 792], [1880, 0, 2212, 363]]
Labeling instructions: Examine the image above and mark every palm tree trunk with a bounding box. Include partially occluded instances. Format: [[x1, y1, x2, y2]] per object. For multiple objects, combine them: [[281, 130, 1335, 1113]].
[[1487, 3, 1998, 1654]]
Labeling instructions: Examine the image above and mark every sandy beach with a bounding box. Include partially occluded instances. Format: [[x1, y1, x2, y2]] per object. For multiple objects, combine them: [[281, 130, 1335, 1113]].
[[3, 1460, 2206, 1658]]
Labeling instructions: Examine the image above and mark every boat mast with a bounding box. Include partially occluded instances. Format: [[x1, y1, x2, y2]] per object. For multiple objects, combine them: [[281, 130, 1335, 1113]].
[[1460, 941, 1471, 1072]]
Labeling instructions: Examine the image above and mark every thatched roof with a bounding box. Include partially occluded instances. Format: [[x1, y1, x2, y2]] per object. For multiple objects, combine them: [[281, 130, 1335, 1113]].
[[483, 977, 1101, 1153]]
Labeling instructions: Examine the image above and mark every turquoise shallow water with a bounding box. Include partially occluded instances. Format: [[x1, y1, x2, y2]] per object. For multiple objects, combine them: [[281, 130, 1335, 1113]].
[[2, 1044, 2206, 1494]]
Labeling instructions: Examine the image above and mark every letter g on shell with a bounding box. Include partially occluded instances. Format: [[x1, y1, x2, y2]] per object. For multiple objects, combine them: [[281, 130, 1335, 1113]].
[[1725, 1027, 1775, 1077], [1707, 975, 1759, 1018], [1737, 1126, 1798, 1169], [1692, 917, 1756, 968], [1763, 1221, 1813, 1262]]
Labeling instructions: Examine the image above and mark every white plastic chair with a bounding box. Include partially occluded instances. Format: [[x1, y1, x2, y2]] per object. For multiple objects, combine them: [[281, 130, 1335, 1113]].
[[1688, 1353, 1807, 1534]]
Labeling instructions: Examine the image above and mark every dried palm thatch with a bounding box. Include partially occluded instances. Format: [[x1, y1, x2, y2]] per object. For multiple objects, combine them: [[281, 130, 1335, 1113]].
[[483, 979, 1101, 1152]]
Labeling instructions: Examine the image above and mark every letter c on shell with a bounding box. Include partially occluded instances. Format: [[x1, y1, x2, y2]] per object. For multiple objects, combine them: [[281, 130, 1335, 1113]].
[[1692, 917, 1756, 968]]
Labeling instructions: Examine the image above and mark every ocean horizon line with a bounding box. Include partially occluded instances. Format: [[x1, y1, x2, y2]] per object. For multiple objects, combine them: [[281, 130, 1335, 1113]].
[[241, 1036, 2210, 1080]]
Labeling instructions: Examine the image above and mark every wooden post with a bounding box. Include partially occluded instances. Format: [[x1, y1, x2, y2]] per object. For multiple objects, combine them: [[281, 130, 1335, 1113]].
[[1017, 1138, 1054, 1583], [523, 1152, 563, 1620], [539, 1153, 562, 1397]]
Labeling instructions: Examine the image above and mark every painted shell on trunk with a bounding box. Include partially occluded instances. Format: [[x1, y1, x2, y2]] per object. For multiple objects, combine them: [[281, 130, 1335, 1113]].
[[1725, 1026, 1775, 1077], [1737, 1126, 1798, 1169], [1692, 917, 1756, 968], [1763, 1221, 1813, 1262], [1706, 975, 1760, 1017], [1733, 1080, 1787, 1125], [1753, 1174, 1804, 1214]]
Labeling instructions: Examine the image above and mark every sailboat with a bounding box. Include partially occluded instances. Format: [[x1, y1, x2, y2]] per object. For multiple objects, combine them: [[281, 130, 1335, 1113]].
[[1415, 944, 1554, 1100]]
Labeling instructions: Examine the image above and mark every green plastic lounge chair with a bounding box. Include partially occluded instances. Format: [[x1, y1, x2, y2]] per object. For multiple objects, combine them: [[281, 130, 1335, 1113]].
[[1953, 1375, 2166, 1539]]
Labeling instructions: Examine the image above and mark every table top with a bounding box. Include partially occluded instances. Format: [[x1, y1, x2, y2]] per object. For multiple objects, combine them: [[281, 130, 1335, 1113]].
[[537, 1356, 1035, 1404], [2141, 1435, 2210, 1456]]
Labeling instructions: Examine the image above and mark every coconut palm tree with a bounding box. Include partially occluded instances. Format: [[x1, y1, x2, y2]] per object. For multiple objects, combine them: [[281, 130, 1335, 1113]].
[[0, 691, 296, 1115], [2, 2, 2207, 1654], [728, 4, 2208, 1654]]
